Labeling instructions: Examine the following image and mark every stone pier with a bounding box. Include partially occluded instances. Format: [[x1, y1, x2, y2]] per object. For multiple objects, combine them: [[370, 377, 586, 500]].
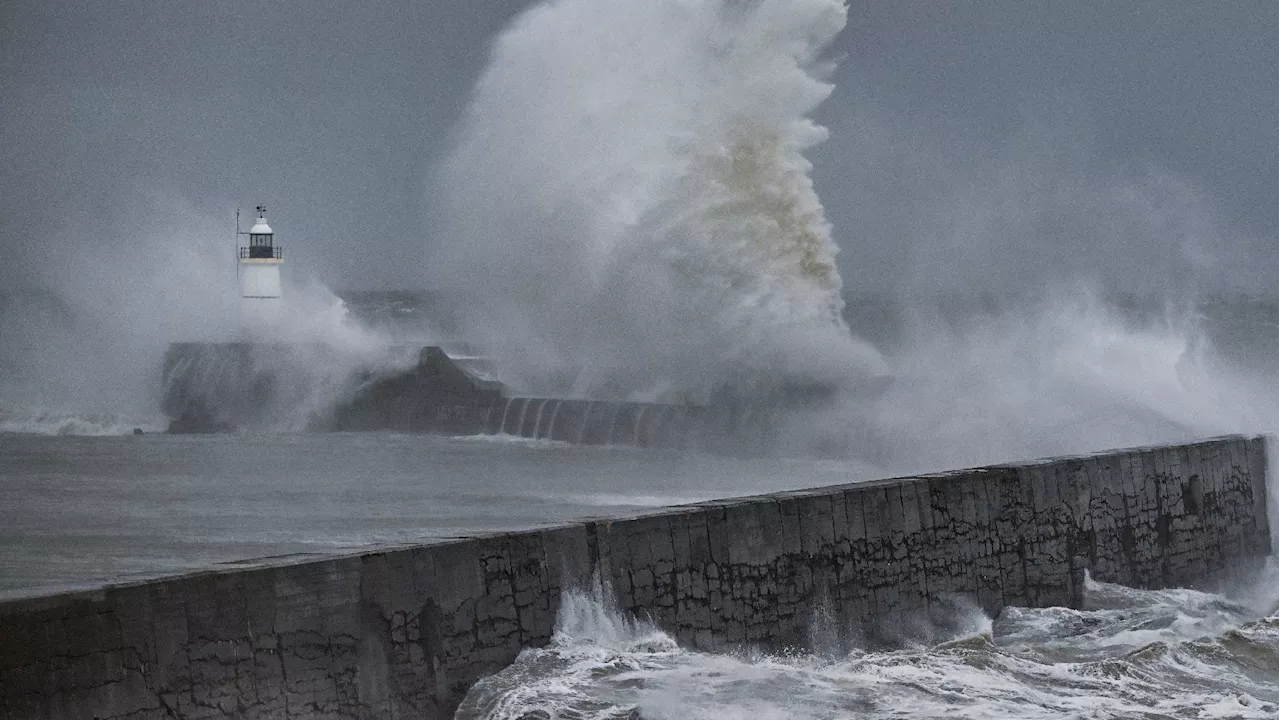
[[0, 436, 1272, 719]]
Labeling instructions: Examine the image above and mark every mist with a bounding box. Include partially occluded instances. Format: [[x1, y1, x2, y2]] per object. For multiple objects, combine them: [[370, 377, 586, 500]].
[[428, 0, 888, 401], [0, 0, 1274, 464], [0, 189, 396, 431], [424, 0, 1276, 466]]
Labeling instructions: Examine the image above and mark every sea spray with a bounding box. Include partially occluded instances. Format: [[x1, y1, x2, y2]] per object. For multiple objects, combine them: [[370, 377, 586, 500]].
[[457, 561, 1279, 720], [774, 289, 1278, 469], [1, 193, 407, 432], [0, 408, 164, 436], [431, 0, 886, 401], [457, 573, 678, 720]]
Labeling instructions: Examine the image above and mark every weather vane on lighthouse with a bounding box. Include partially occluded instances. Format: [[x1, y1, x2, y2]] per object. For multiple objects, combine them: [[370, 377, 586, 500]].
[[236, 205, 284, 334]]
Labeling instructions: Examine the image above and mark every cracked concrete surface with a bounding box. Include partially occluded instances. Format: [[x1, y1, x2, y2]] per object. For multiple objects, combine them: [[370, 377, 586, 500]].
[[0, 436, 1271, 719]]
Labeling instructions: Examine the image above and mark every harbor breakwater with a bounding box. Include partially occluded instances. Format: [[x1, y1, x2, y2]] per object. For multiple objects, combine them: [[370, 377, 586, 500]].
[[0, 436, 1272, 719], [162, 343, 765, 445]]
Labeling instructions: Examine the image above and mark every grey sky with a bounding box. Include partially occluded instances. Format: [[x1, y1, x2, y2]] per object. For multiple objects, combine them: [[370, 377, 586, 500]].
[[1, 0, 1274, 295]]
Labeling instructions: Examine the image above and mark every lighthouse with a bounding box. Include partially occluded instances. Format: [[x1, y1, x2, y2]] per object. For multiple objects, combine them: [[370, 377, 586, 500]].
[[238, 205, 283, 334]]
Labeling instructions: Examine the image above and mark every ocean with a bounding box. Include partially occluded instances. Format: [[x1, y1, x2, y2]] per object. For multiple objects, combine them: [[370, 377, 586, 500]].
[[456, 567, 1279, 720], [2, 0, 1274, 713], [0, 290, 1276, 717], [1, 1, 1276, 703], [0, 431, 882, 599]]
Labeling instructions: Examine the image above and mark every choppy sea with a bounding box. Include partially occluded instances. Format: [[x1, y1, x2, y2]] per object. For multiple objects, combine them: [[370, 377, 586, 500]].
[[458, 566, 1279, 720], [0, 290, 1276, 717]]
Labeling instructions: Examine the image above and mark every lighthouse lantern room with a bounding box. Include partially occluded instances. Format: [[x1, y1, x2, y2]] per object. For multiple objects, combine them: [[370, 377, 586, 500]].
[[238, 205, 283, 334]]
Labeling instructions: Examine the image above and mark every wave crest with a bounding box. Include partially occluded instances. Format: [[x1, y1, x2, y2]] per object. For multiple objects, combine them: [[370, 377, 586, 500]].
[[431, 0, 885, 400]]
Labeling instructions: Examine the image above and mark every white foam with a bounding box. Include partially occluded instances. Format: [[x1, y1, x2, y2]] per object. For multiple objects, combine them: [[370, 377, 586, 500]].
[[431, 0, 886, 400], [448, 433, 579, 449], [457, 572, 1279, 720], [0, 408, 162, 436]]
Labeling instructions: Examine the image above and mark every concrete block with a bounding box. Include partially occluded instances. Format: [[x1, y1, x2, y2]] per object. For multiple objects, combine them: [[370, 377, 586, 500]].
[[779, 495, 807, 557]]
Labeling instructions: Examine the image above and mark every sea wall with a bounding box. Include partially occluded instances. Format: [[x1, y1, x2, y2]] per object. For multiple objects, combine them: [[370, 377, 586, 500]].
[[484, 396, 765, 447], [163, 343, 773, 446], [1, 436, 1272, 720]]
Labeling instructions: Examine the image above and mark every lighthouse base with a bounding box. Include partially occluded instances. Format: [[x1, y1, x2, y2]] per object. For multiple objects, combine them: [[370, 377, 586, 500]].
[[159, 343, 797, 449], [160, 342, 385, 433], [239, 297, 284, 338], [161, 342, 513, 434]]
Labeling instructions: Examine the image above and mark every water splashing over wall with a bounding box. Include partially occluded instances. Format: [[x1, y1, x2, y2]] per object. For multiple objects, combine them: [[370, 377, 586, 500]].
[[430, 0, 886, 401]]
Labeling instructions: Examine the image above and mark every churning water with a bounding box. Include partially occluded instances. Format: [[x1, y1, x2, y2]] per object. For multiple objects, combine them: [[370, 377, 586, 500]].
[[457, 565, 1280, 720], [0, 0, 1275, 714]]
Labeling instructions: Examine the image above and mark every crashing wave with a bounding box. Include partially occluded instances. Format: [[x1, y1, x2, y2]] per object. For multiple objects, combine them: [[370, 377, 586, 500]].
[[0, 407, 162, 436], [431, 0, 886, 401]]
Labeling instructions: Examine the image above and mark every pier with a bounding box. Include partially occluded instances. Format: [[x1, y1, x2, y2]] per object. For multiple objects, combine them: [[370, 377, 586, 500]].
[[0, 436, 1271, 719]]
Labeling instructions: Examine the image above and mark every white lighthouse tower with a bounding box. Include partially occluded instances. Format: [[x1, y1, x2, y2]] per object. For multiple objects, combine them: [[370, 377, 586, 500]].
[[238, 205, 283, 335]]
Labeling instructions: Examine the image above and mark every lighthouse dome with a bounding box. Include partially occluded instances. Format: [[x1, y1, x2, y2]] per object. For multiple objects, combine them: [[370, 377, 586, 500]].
[[249, 217, 273, 235]]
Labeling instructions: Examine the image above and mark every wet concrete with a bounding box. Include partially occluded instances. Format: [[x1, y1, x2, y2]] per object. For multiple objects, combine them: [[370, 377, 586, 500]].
[[0, 436, 1271, 719]]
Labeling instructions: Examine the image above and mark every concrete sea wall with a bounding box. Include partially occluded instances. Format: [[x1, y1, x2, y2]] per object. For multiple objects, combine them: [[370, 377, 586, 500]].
[[1, 436, 1272, 719], [484, 396, 764, 448]]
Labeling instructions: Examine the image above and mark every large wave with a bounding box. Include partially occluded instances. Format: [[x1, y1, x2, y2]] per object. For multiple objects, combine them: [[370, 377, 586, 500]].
[[430, 0, 886, 401]]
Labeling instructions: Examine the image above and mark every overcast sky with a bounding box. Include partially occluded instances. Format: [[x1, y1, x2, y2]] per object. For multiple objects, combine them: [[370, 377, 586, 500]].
[[1, 0, 1274, 296]]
